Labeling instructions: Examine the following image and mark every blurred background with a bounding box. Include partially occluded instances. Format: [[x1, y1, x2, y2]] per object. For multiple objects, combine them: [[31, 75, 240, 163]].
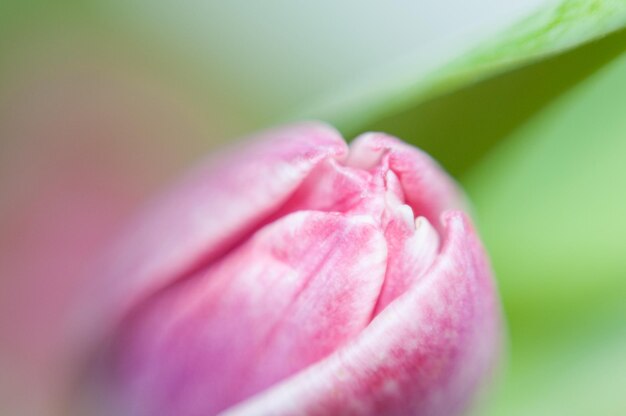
[[1, 1, 625, 415]]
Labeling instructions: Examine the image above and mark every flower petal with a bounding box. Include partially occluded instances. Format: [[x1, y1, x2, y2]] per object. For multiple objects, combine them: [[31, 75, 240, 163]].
[[348, 133, 467, 231], [107, 211, 388, 415], [83, 122, 347, 329], [374, 215, 440, 315], [225, 212, 501, 416]]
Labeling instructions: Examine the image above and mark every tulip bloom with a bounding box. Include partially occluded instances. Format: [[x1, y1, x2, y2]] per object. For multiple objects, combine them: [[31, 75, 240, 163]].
[[80, 123, 501, 416]]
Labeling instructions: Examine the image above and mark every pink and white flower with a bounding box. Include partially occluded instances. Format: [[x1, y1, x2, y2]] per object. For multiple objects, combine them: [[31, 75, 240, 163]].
[[79, 122, 502, 416]]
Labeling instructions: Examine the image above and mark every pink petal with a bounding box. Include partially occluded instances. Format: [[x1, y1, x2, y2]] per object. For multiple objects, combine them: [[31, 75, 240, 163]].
[[225, 212, 501, 416], [374, 215, 440, 314], [107, 211, 388, 415], [277, 158, 372, 214], [81, 122, 347, 332], [348, 133, 467, 231]]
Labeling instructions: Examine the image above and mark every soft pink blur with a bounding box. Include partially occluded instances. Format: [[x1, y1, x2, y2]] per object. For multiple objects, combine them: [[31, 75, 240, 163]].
[[0, 41, 224, 415]]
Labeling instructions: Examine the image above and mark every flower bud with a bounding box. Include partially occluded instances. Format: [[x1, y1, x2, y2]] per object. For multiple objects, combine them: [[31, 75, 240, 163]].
[[79, 123, 502, 416]]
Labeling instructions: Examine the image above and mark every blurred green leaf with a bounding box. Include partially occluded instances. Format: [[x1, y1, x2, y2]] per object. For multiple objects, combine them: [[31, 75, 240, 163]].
[[363, 28, 626, 177], [310, 0, 626, 136], [465, 46, 626, 415]]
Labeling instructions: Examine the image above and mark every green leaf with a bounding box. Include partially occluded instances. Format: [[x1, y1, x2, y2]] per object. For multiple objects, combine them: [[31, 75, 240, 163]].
[[360, 27, 626, 177], [306, 0, 626, 136], [464, 45, 626, 415]]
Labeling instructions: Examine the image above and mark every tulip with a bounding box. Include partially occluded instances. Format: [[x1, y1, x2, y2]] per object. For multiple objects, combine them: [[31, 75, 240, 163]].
[[79, 122, 502, 416]]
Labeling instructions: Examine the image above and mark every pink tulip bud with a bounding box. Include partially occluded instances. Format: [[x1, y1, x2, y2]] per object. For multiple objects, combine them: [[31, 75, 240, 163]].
[[78, 123, 502, 416]]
